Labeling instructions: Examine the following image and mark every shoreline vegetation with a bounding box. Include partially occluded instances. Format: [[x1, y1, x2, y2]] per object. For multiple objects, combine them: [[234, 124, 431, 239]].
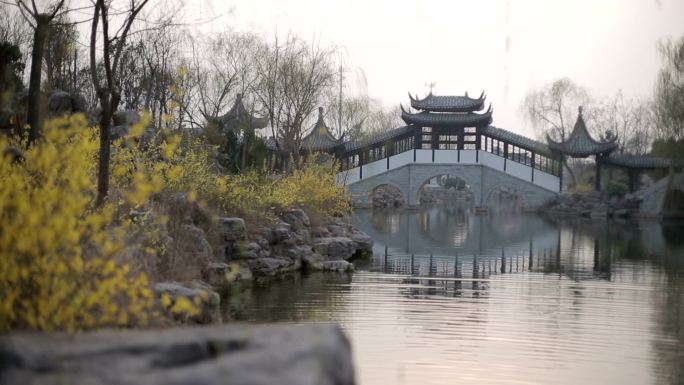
[[0, 114, 372, 331]]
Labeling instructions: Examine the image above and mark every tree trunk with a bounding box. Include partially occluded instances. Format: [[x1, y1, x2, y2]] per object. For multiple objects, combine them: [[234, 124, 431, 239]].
[[96, 99, 112, 206], [27, 18, 50, 145]]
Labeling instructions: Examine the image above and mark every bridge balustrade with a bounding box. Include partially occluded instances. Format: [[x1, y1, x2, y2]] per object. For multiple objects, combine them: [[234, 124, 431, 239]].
[[336, 126, 563, 193]]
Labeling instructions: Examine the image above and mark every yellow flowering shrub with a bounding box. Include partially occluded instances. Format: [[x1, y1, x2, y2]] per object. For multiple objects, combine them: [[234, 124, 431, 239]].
[[0, 115, 160, 331], [0, 112, 347, 332]]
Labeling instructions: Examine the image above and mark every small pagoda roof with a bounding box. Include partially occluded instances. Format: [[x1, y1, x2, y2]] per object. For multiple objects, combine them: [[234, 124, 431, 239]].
[[218, 94, 268, 131], [409, 91, 486, 112], [547, 107, 617, 157], [400, 104, 493, 127], [301, 107, 343, 152], [603, 153, 673, 169]]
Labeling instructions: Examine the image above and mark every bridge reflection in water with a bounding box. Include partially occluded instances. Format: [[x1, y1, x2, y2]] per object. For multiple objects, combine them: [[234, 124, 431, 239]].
[[352, 206, 621, 296]]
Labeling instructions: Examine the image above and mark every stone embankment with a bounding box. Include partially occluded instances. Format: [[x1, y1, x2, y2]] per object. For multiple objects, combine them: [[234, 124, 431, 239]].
[[0, 324, 355, 385], [153, 206, 373, 323], [540, 191, 643, 219]]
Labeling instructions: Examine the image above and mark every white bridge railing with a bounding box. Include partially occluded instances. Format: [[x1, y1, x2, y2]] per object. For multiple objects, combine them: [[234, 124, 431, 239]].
[[336, 149, 561, 193]]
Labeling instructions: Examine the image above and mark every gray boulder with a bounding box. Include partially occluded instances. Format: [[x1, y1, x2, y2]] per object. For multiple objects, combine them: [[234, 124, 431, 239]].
[[218, 217, 246, 241], [47, 89, 72, 116], [302, 249, 355, 273], [178, 224, 212, 262], [153, 281, 221, 324], [247, 257, 295, 276], [280, 208, 311, 231], [202, 261, 252, 288], [348, 230, 373, 255], [312, 237, 356, 260], [0, 323, 355, 385]]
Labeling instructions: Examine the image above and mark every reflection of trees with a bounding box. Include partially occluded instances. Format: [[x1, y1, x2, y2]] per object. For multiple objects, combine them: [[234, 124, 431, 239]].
[[650, 235, 684, 385], [223, 272, 352, 322], [416, 206, 471, 247], [486, 186, 523, 212], [369, 209, 405, 234]]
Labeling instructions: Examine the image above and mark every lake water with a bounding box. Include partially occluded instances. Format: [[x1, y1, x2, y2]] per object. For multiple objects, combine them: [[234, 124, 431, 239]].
[[224, 207, 684, 385]]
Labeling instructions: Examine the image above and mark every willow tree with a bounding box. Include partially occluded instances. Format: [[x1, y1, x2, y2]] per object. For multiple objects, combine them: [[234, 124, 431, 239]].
[[655, 37, 684, 143], [252, 35, 337, 160]]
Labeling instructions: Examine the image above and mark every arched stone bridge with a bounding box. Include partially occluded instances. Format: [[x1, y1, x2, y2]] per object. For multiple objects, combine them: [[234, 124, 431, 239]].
[[292, 91, 675, 210], [337, 149, 560, 209]]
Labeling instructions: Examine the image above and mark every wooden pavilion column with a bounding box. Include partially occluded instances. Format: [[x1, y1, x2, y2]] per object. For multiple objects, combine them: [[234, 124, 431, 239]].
[[595, 154, 602, 191], [628, 169, 637, 193]]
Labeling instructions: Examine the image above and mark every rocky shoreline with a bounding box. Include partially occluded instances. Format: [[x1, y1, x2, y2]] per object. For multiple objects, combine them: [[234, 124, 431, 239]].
[[152, 205, 374, 324], [538, 191, 644, 220]]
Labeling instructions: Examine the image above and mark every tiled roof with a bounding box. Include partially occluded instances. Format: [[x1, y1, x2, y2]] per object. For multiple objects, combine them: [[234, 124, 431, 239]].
[[604, 153, 673, 169], [301, 107, 342, 151], [219, 94, 268, 131], [547, 109, 617, 157], [409, 92, 485, 112], [343, 125, 415, 152], [400, 105, 493, 127], [479, 126, 553, 156]]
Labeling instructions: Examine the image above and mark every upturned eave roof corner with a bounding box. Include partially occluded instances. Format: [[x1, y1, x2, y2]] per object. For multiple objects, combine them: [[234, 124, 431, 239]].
[[547, 106, 618, 157], [219, 93, 268, 131], [301, 106, 342, 151]]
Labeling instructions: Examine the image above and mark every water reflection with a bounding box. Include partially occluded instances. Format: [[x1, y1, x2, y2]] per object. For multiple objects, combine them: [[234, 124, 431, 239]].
[[224, 210, 684, 385]]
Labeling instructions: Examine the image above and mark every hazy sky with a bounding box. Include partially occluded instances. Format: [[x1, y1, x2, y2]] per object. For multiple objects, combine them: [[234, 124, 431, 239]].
[[191, 0, 684, 138]]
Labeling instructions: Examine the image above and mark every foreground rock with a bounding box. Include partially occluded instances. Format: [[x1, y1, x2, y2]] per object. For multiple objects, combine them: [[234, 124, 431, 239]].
[[0, 324, 355, 385]]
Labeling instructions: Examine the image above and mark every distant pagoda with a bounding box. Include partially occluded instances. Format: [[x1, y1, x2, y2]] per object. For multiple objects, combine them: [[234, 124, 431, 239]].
[[301, 107, 343, 152], [217, 94, 268, 132], [547, 106, 616, 158], [547, 106, 617, 190], [401, 91, 492, 128]]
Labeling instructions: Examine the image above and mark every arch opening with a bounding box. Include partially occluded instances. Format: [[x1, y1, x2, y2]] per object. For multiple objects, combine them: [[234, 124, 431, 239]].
[[486, 185, 524, 213], [372, 184, 405, 209], [418, 174, 475, 209]]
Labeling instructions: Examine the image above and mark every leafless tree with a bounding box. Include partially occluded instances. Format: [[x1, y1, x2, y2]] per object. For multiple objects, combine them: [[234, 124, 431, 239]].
[[0, 3, 32, 59], [324, 94, 369, 140], [89, 0, 150, 205], [12, 0, 67, 144], [521, 78, 594, 186], [252, 34, 337, 159], [363, 102, 403, 136], [594, 92, 655, 155], [184, 30, 260, 128], [655, 36, 684, 141], [521, 77, 594, 142]]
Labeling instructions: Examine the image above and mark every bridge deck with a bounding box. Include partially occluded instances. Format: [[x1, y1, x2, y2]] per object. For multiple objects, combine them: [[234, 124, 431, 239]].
[[337, 148, 561, 193]]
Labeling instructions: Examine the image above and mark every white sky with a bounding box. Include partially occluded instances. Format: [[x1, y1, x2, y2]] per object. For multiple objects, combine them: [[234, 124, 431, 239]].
[[189, 0, 684, 138]]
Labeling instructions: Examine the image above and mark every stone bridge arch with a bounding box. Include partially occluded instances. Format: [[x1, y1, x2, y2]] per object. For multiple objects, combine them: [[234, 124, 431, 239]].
[[484, 183, 527, 210], [407, 164, 483, 207], [345, 174, 410, 208], [344, 163, 558, 209]]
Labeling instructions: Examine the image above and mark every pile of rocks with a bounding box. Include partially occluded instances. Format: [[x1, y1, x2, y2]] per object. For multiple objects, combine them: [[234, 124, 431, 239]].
[[201, 209, 373, 288], [540, 191, 643, 219], [136, 196, 373, 324]]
